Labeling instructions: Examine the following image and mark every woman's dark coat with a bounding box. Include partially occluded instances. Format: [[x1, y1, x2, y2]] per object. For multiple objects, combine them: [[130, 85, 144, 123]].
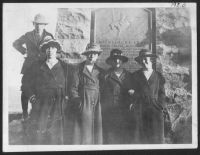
[[24, 60, 68, 144], [130, 69, 166, 144], [101, 68, 132, 144], [69, 61, 104, 144]]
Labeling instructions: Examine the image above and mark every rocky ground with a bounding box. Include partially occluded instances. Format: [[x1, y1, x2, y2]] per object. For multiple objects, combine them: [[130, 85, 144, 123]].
[[9, 112, 191, 145]]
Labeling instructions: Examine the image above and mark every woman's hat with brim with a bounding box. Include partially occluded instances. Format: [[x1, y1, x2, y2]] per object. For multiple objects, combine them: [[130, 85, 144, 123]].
[[33, 13, 48, 25], [82, 43, 103, 56], [135, 49, 157, 63], [40, 37, 61, 52], [106, 49, 128, 65]]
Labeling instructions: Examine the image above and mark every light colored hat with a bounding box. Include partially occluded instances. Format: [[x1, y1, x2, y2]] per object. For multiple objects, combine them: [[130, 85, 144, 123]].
[[33, 14, 48, 25], [82, 43, 103, 55], [135, 49, 157, 63], [106, 49, 128, 65], [40, 37, 61, 52]]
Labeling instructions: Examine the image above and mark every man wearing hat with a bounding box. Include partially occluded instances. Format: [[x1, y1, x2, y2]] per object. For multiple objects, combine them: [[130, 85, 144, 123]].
[[101, 49, 132, 144], [13, 13, 54, 120], [69, 43, 104, 144], [129, 49, 167, 144], [23, 38, 69, 144]]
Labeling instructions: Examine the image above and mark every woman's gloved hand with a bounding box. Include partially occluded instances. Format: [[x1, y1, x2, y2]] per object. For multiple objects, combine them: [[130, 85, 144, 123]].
[[29, 94, 37, 104], [128, 89, 135, 96], [129, 103, 135, 111]]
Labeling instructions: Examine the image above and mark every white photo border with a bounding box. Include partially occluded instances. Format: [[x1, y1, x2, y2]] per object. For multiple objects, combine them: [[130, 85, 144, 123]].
[[3, 2, 198, 152]]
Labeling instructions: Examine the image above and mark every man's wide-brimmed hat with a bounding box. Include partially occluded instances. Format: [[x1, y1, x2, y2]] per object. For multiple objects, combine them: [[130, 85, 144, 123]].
[[82, 43, 103, 55], [135, 49, 157, 63], [106, 49, 128, 65], [40, 37, 61, 52], [33, 13, 48, 25]]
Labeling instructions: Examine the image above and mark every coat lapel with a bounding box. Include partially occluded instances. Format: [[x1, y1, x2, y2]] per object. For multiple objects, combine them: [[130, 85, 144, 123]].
[[92, 64, 100, 78], [147, 70, 156, 86], [26, 30, 49, 49], [82, 64, 93, 80], [40, 61, 63, 84], [138, 69, 150, 90], [118, 69, 126, 83], [40, 62, 53, 76], [40, 62, 59, 82], [26, 30, 39, 48], [39, 30, 48, 45], [81, 63, 100, 83], [109, 69, 126, 86], [50, 62, 62, 80]]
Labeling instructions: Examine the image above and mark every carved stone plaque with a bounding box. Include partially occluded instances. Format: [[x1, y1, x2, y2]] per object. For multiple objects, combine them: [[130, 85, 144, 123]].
[[55, 8, 91, 53], [94, 8, 152, 72]]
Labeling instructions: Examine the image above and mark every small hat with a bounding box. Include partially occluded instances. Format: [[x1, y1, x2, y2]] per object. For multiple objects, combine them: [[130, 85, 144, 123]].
[[82, 43, 103, 56], [106, 49, 128, 65], [135, 49, 157, 63], [33, 14, 48, 25], [40, 37, 61, 52]]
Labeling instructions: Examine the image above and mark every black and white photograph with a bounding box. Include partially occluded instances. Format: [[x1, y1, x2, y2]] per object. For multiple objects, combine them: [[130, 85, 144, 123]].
[[3, 3, 197, 151]]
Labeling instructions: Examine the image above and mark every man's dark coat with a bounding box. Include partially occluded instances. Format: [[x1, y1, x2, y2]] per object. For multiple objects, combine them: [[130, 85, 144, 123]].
[[13, 29, 53, 74]]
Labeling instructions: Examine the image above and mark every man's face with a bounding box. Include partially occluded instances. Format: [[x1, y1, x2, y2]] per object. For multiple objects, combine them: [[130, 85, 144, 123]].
[[112, 58, 123, 69], [34, 23, 46, 34], [46, 46, 57, 60], [142, 57, 153, 70], [86, 53, 99, 64]]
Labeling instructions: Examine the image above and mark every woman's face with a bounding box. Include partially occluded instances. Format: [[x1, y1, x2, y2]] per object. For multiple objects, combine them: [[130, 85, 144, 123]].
[[141, 57, 153, 70], [86, 53, 99, 64], [112, 58, 123, 69], [46, 46, 57, 59]]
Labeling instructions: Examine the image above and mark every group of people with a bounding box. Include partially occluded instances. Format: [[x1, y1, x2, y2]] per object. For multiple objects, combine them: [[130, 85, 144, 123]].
[[13, 13, 168, 145]]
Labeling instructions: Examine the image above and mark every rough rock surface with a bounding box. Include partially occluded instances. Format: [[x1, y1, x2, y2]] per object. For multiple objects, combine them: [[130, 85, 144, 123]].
[[156, 8, 192, 143], [55, 8, 91, 55]]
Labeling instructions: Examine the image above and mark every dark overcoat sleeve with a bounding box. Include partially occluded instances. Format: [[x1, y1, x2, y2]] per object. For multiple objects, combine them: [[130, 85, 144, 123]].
[[69, 65, 81, 101], [59, 61, 71, 98], [98, 67, 106, 96], [13, 34, 27, 55], [130, 71, 141, 105], [157, 72, 167, 109]]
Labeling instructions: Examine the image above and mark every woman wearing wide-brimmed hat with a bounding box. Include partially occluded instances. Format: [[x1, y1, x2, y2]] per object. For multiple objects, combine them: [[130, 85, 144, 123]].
[[69, 43, 104, 144], [129, 49, 167, 144], [23, 38, 69, 144], [101, 49, 132, 144]]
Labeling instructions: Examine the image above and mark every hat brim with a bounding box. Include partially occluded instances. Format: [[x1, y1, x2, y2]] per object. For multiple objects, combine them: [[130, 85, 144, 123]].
[[106, 55, 128, 65], [40, 41, 61, 52], [135, 54, 157, 63], [82, 50, 102, 56], [33, 21, 48, 25]]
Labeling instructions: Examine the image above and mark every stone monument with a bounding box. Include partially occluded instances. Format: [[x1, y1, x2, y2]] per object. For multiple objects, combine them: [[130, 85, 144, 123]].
[[55, 8, 91, 54], [93, 8, 155, 72]]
